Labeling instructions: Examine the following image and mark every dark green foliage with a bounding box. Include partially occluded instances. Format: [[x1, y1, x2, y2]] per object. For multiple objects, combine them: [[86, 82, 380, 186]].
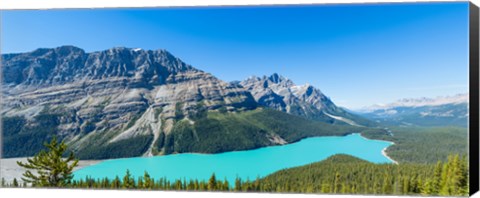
[[208, 173, 217, 191], [2, 114, 62, 157], [63, 171, 232, 191], [244, 109, 362, 142], [155, 132, 166, 151], [175, 102, 185, 120], [363, 126, 468, 164], [161, 108, 381, 154], [164, 134, 175, 154], [255, 154, 468, 196], [76, 134, 153, 160], [166, 116, 269, 153], [2, 116, 25, 136], [188, 102, 207, 120], [12, 178, 19, 187], [16, 136, 79, 187], [122, 170, 135, 189], [5, 154, 466, 196], [167, 115, 272, 154]]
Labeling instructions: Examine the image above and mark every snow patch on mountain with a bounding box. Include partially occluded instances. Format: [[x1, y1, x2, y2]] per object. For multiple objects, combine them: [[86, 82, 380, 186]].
[[358, 93, 468, 113], [324, 112, 363, 127]]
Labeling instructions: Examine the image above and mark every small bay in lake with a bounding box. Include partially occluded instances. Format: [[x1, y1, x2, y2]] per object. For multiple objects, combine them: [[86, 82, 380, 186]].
[[73, 133, 394, 183]]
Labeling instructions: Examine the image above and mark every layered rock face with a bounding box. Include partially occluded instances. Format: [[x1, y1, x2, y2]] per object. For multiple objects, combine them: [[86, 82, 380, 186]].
[[2, 46, 257, 155], [2, 46, 377, 159], [240, 73, 368, 126]]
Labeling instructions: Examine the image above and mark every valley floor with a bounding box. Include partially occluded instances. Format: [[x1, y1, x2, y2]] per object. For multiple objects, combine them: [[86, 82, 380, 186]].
[[0, 157, 102, 183]]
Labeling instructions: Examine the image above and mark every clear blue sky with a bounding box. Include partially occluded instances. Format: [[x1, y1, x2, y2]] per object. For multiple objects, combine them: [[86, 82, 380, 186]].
[[1, 2, 470, 109]]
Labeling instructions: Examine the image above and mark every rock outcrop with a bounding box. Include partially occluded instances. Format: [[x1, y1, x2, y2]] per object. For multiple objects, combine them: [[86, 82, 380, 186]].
[[2, 46, 257, 156], [240, 73, 370, 126]]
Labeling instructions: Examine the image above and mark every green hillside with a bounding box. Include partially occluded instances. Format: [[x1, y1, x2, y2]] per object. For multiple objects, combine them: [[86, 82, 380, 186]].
[[3, 107, 385, 159], [362, 126, 468, 164], [257, 154, 468, 196], [161, 108, 380, 155]]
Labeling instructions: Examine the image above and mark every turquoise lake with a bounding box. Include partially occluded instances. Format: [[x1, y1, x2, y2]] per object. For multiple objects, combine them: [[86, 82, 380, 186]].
[[73, 133, 394, 183]]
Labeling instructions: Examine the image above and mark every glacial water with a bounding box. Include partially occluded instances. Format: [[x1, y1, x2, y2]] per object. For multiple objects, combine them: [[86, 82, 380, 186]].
[[73, 133, 394, 183]]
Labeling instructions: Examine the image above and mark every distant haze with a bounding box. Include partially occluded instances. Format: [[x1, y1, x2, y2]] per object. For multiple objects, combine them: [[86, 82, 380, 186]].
[[356, 93, 468, 112]]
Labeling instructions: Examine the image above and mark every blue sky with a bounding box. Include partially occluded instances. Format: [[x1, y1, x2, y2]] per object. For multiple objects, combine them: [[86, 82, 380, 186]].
[[1, 2, 470, 109]]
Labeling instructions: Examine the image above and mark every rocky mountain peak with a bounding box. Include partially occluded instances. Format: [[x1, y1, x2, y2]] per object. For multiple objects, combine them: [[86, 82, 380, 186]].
[[267, 73, 284, 83], [240, 73, 355, 123], [265, 73, 294, 87], [2, 46, 260, 157], [55, 45, 86, 54], [1, 46, 198, 87], [241, 73, 295, 89]]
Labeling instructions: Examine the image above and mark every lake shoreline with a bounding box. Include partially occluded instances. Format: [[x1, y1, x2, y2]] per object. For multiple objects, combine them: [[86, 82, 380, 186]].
[[2, 133, 398, 184], [0, 157, 103, 183], [382, 146, 399, 165], [73, 133, 394, 184], [356, 133, 399, 165]]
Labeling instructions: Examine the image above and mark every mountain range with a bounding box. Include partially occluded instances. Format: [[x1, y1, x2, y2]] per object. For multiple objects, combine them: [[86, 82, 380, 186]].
[[356, 94, 468, 127], [238, 74, 375, 127], [2, 46, 380, 159]]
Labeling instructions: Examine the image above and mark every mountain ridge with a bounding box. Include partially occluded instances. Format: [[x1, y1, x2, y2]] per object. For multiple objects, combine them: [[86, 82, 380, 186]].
[[1, 46, 382, 159], [357, 93, 468, 113], [356, 94, 468, 127], [2, 45, 259, 158], [239, 73, 375, 127]]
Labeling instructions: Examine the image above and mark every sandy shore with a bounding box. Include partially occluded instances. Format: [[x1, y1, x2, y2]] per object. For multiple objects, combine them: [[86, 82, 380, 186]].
[[357, 133, 399, 165], [1, 157, 102, 184], [382, 146, 399, 165]]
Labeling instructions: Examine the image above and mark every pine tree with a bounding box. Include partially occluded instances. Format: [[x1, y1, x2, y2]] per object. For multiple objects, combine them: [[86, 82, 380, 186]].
[[333, 172, 341, 193], [234, 177, 242, 191], [421, 179, 433, 195], [222, 178, 229, 191], [432, 161, 442, 194], [402, 176, 410, 195], [194, 179, 200, 190], [137, 177, 144, 189], [112, 176, 121, 189], [143, 171, 152, 189], [439, 162, 450, 195], [122, 170, 135, 189], [12, 178, 19, 187], [450, 154, 461, 194], [458, 156, 469, 195], [340, 182, 348, 194], [382, 173, 392, 194], [16, 136, 79, 187], [372, 177, 380, 195], [208, 173, 217, 191]]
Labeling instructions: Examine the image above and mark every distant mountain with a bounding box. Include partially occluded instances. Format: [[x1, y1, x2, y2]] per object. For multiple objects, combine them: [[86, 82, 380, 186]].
[[2, 46, 381, 159], [239, 73, 375, 127], [356, 94, 468, 127]]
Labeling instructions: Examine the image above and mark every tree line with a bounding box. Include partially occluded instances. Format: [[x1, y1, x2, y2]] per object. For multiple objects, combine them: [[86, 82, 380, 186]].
[[2, 134, 468, 196], [3, 154, 468, 196]]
